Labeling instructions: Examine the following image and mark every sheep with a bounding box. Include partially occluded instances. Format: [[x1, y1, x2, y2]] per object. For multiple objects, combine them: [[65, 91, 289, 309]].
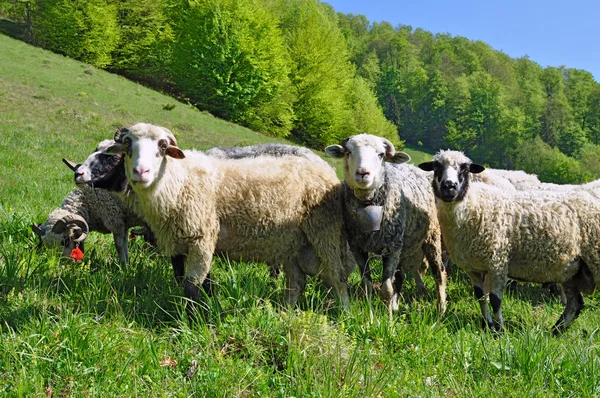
[[101, 123, 352, 307], [32, 186, 148, 265], [418, 150, 600, 333], [67, 141, 345, 283], [325, 134, 447, 314], [485, 169, 540, 186]]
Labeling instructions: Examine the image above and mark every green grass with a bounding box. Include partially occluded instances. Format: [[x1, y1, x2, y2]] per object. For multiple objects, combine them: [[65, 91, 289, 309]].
[[2, 32, 600, 397]]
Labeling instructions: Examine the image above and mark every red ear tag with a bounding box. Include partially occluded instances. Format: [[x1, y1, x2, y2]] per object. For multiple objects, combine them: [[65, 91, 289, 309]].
[[70, 246, 84, 261]]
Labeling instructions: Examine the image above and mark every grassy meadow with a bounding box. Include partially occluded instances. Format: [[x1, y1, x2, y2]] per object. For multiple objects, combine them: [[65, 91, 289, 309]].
[[1, 32, 600, 397]]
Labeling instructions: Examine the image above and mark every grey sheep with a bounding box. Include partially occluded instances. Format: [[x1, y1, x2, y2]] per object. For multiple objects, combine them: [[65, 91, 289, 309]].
[[32, 186, 147, 265], [326, 134, 447, 314]]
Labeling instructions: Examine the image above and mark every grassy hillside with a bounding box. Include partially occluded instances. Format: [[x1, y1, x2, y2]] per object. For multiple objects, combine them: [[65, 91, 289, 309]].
[[2, 33, 600, 396]]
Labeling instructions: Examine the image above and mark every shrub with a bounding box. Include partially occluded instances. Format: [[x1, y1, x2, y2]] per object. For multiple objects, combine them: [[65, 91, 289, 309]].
[[514, 137, 592, 184], [32, 0, 119, 68], [169, 0, 294, 137]]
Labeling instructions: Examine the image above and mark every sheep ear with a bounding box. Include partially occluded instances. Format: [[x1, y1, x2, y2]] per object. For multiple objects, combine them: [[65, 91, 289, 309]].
[[103, 142, 127, 155], [324, 145, 346, 158], [469, 163, 485, 174], [166, 146, 185, 159], [386, 152, 411, 164], [62, 158, 80, 171], [418, 161, 435, 172]]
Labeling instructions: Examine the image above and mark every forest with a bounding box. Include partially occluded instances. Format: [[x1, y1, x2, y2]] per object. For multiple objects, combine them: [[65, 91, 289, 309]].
[[2, 0, 599, 183]]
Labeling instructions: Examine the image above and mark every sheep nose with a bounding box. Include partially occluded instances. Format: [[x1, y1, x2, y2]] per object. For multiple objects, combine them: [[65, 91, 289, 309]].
[[442, 180, 457, 190], [75, 170, 84, 178], [133, 166, 150, 178], [356, 168, 370, 178]]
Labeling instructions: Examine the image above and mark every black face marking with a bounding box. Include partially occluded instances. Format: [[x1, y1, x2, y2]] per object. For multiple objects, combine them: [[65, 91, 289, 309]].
[[158, 139, 168, 157], [83, 154, 129, 193], [431, 161, 471, 203]]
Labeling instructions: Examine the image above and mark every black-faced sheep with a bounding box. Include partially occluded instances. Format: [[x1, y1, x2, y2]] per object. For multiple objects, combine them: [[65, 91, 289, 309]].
[[419, 150, 600, 333], [325, 134, 447, 314], [101, 123, 352, 307]]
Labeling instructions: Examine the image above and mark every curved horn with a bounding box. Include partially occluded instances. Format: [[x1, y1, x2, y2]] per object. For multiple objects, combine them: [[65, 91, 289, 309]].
[[162, 127, 178, 147], [62, 158, 80, 171], [114, 127, 130, 143], [52, 214, 89, 242], [381, 138, 396, 158]]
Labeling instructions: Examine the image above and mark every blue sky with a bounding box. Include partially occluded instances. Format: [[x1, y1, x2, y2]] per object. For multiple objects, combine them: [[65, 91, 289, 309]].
[[325, 0, 599, 81]]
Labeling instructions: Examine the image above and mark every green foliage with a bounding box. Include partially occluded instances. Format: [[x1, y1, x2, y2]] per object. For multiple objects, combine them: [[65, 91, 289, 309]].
[[275, 0, 354, 146], [108, 0, 174, 85], [514, 137, 592, 183], [32, 0, 120, 68], [169, 0, 294, 137]]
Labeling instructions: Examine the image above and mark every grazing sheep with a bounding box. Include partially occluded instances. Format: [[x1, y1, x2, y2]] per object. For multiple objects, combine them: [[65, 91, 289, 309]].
[[32, 186, 147, 265], [102, 123, 352, 307], [419, 150, 600, 333], [325, 134, 447, 314]]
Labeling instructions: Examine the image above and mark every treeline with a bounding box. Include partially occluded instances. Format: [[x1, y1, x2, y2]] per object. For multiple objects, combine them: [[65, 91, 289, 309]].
[[0, 0, 398, 149], [337, 17, 600, 182], [2, 0, 600, 183]]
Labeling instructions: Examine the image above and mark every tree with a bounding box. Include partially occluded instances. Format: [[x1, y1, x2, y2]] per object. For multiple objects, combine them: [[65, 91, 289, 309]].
[[32, 0, 120, 68], [109, 0, 174, 85], [169, 0, 294, 137]]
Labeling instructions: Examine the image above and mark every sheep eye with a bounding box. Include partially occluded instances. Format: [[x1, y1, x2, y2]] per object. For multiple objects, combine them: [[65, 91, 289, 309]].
[[378, 152, 384, 159], [432, 161, 442, 169]]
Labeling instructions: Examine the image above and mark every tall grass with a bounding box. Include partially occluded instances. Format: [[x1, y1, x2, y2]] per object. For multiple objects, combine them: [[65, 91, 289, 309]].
[[2, 32, 600, 396]]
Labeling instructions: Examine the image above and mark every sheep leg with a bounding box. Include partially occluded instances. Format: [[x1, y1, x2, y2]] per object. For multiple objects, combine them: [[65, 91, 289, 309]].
[[283, 260, 306, 307], [423, 241, 447, 314], [113, 231, 129, 266], [552, 279, 584, 334], [468, 271, 494, 330], [381, 252, 401, 312], [352, 248, 372, 297], [393, 266, 405, 297], [486, 271, 507, 333], [171, 255, 186, 284], [183, 242, 215, 302]]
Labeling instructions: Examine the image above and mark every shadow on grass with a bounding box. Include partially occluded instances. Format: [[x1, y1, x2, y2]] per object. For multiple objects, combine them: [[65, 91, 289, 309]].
[[0, 18, 27, 40]]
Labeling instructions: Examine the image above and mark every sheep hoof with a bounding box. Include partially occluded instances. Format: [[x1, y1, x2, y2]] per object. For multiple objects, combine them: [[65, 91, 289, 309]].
[[184, 279, 201, 302]]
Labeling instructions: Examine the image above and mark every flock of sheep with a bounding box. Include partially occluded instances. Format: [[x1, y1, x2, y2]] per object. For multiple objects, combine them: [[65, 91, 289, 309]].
[[33, 122, 600, 334]]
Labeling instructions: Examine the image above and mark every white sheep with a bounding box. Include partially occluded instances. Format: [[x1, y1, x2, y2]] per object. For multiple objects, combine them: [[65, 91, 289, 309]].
[[102, 123, 353, 307], [325, 134, 447, 314], [32, 186, 147, 265], [419, 150, 600, 333]]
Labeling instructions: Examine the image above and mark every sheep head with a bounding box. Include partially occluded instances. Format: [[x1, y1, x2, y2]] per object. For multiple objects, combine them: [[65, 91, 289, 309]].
[[325, 134, 410, 192], [104, 123, 185, 189], [70, 139, 129, 193], [32, 214, 89, 258], [418, 150, 484, 203]]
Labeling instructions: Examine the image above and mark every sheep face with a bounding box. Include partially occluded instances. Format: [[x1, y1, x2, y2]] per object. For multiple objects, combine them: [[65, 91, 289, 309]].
[[69, 140, 124, 188], [104, 124, 185, 189], [325, 134, 410, 192], [418, 150, 484, 203], [32, 215, 88, 258]]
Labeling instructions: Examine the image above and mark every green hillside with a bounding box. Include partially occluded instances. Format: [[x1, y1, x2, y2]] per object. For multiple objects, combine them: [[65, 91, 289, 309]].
[[2, 33, 600, 397], [0, 33, 296, 221]]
